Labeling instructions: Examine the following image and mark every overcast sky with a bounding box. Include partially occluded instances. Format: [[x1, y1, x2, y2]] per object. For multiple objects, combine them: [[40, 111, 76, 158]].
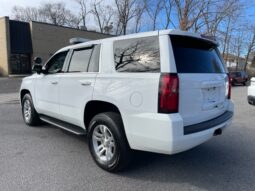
[[0, 0, 38, 17], [0, 0, 78, 17]]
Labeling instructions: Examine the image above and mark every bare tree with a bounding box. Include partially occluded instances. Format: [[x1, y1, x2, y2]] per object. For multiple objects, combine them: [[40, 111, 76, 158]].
[[144, 0, 163, 30], [244, 27, 255, 71], [115, 0, 142, 35], [40, 3, 75, 26], [65, 14, 81, 28], [221, 17, 233, 60], [173, 0, 207, 31], [233, 31, 244, 71], [202, 0, 237, 35], [162, 0, 174, 29], [75, 0, 91, 28], [12, 6, 43, 22], [134, 1, 146, 33], [91, 0, 114, 33], [12, 2, 80, 28], [251, 55, 255, 67]]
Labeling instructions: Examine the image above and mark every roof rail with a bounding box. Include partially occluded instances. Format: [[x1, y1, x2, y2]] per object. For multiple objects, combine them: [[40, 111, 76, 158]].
[[69, 37, 90, 45]]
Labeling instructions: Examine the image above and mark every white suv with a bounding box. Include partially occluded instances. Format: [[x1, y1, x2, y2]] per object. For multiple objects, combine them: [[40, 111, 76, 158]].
[[20, 30, 234, 172], [248, 77, 255, 105]]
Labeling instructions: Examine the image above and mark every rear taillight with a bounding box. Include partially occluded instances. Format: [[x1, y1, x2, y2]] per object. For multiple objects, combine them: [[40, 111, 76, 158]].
[[158, 73, 179, 113], [227, 73, 231, 99]]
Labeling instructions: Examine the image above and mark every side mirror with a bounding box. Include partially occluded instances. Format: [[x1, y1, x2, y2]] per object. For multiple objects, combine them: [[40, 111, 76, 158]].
[[32, 64, 43, 74], [34, 57, 42, 64]]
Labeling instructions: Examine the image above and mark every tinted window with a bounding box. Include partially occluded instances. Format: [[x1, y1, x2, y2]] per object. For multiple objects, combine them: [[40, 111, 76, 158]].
[[47, 51, 68, 74], [68, 48, 92, 72], [170, 35, 226, 73], [230, 72, 237, 77], [114, 36, 160, 72], [236, 72, 241, 77], [88, 44, 100, 72], [241, 71, 248, 77]]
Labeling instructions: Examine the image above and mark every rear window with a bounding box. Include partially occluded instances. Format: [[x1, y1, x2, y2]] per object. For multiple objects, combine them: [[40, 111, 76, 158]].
[[170, 35, 226, 73], [113, 36, 160, 72], [231, 72, 241, 77]]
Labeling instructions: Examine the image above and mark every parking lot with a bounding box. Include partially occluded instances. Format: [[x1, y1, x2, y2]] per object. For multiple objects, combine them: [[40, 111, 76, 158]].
[[0, 79, 254, 191]]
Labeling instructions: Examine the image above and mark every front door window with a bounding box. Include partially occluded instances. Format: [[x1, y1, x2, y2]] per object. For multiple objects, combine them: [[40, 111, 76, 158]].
[[45, 51, 68, 74]]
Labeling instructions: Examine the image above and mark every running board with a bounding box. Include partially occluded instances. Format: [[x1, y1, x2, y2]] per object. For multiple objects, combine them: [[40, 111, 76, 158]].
[[39, 115, 86, 135]]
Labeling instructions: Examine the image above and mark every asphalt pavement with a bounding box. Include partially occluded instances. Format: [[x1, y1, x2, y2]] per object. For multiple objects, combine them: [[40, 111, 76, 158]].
[[0, 77, 23, 94], [0, 84, 254, 191]]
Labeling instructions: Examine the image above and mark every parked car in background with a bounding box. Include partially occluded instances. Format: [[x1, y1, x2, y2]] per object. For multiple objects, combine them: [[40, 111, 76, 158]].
[[230, 71, 248, 86], [20, 29, 234, 172], [248, 77, 255, 105]]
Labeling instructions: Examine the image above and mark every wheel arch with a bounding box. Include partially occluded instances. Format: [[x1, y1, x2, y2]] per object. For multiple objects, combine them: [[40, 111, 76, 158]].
[[20, 89, 31, 102], [84, 100, 121, 128], [84, 100, 130, 147]]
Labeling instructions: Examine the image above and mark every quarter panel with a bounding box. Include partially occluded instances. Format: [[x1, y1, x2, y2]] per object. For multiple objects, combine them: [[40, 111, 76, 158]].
[[93, 73, 161, 146]]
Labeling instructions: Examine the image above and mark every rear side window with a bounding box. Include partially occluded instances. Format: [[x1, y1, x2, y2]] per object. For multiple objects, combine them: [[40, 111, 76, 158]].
[[68, 48, 92, 72], [113, 36, 160, 72], [170, 35, 226, 73]]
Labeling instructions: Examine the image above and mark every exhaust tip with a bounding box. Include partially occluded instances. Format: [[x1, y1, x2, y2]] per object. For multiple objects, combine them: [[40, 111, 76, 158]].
[[214, 128, 222, 136]]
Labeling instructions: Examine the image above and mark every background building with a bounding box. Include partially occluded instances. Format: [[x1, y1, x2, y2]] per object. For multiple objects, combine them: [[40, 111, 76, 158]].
[[223, 53, 246, 71], [0, 16, 110, 77]]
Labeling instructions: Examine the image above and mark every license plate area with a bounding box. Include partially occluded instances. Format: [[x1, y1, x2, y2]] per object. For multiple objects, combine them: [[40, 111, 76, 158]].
[[202, 87, 222, 110]]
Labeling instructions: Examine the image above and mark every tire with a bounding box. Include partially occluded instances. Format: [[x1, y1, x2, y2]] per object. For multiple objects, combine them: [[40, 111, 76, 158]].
[[21, 93, 41, 126], [88, 112, 131, 172]]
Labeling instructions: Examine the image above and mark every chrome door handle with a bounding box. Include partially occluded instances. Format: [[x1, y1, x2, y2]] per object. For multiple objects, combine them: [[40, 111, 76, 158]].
[[80, 81, 91, 86], [51, 81, 58, 85]]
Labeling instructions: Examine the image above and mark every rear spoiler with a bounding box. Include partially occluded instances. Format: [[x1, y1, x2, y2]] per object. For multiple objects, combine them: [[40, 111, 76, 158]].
[[200, 34, 218, 46]]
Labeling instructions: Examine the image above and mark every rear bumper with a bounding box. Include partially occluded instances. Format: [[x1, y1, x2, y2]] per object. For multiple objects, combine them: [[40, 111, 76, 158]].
[[123, 101, 234, 155], [184, 111, 233, 135], [248, 96, 255, 105], [170, 114, 232, 154]]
